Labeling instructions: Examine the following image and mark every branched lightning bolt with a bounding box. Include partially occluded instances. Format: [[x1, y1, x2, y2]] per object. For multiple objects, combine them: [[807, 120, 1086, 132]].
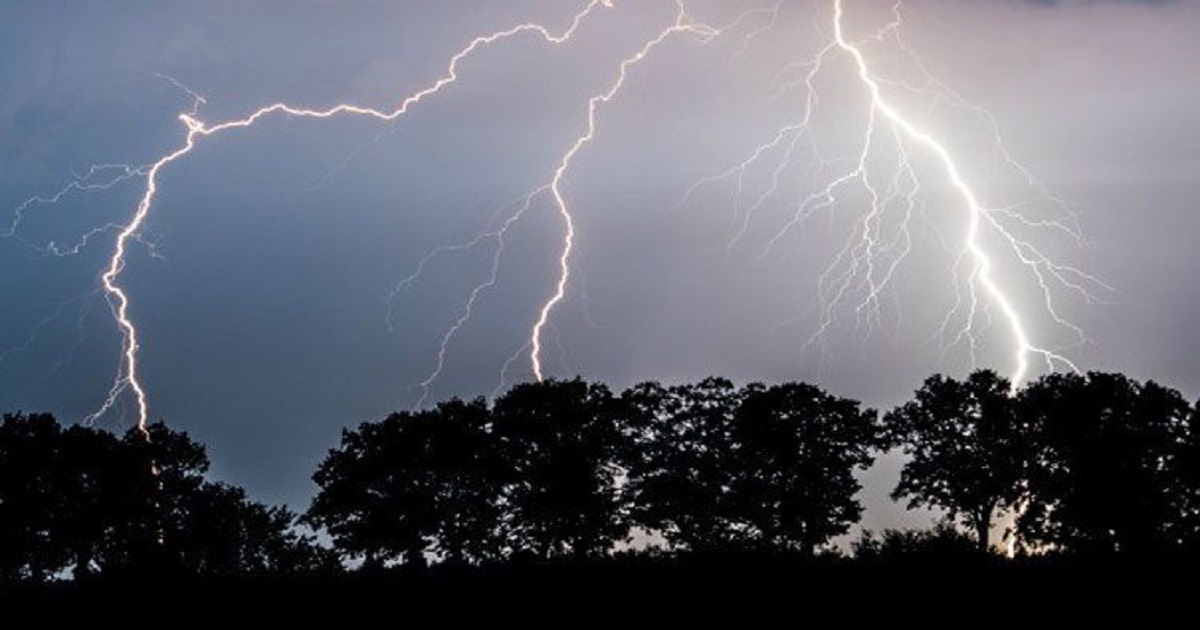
[[681, 0, 1108, 391], [828, 0, 1086, 388], [528, 1, 733, 382], [80, 0, 614, 432], [402, 1, 764, 396], [8, 0, 1111, 433], [2, 164, 150, 256], [0, 289, 102, 368], [399, 186, 548, 408]]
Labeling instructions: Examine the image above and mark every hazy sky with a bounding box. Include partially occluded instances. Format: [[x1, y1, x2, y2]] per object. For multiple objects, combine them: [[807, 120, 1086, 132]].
[[2, 0, 1197, 532]]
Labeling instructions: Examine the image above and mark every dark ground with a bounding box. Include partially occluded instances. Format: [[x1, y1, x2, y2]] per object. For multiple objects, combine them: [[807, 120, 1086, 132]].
[[2, 555, 1193, 625]]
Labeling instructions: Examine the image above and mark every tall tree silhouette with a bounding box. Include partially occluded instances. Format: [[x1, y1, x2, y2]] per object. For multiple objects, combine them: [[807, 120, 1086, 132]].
[[100, 422, 333, 576], [308, 398, 500, 567], [1018, 372, 1192, 553], [885, 371, 1024, 552], [175, 481, 337, 575], [52, 425, 123, 578], [0, 415, 331, 581], [0, 413, 65, 581], [423, 399, 504, 564], [735, 382, 881, 554], [1180, 401, 1200, 550], [619, 378, 750, 552], [98, 423, 210, 574], [492, 379, 625, 559]]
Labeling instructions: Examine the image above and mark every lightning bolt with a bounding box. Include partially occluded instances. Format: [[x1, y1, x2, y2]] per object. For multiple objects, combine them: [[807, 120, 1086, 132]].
[[681, 0, 1107, 392], [2, 164, 150, 257], [79, 0, 615, 432], [8, 0, 1109, 435], [528, 2, 768, 381], [529, 1, 742, 382], [398, 186, 547, 408], [829, 0, 1087, 389], [398, 2, 766, 398], [0, 289, 102, 368]]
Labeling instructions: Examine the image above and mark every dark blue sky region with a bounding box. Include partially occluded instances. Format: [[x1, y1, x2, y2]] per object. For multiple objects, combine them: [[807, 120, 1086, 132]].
[[2, 0, 1197, 533]]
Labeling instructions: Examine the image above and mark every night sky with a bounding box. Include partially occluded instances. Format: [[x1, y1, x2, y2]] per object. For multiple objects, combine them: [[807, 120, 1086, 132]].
[[2, 0, 1197, 534]]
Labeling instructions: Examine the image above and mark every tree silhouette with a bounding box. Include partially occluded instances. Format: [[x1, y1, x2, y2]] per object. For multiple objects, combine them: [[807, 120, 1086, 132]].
[[852, 522, 978, 561], [1018, 372, 1193, 553], [884, 371, 1024, 552], [620, 378, 751, 552], [7, 368, 1198, 585], [0, 415, 331, 581], [99, 422, 335, 576], [52, 425, 123, 578], [0, 413, 65, 581], [94, 422, 211, 574], [421, 399, 504, 564], [308, 398, 500, 568], [1180, 401, 1200, 551], [173, 481, 337, 576], [734, 382, 881, 554], [492, 378, 626, 559]]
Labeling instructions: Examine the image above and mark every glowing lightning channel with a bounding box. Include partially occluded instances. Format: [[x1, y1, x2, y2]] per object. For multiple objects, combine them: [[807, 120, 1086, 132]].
[[82, 1, 614, 432], [406, 186, 548, 408], [16, 0, 1109, 429], [528, 1, 729, 381], [830, 0, 1073, 389], [2, 164, 150, 257], [682, 1, 1105, 392]]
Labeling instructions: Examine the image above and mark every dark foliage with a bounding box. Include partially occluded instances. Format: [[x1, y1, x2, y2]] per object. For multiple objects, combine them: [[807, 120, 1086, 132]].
[[307, 398, 501, 567], [1182, 401, 1200, 550], [620, 379, 881, 554], [619, 378, 750, 551], [0, 413, 63, 581], [734, 382, 881, 553], [1017, 372, 1194, 553], [491, 379, 626, 559], [0, 414, 335, 582], [4, 370, 1200, 588], [885, 371, 1025, 551], [852, 523, 980, 560]]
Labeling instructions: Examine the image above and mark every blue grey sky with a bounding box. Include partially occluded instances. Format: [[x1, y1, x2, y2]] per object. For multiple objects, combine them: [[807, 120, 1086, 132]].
[[2, 0, 1198, 533]]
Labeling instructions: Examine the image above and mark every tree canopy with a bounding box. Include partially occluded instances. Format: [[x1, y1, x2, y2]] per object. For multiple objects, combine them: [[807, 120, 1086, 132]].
[[734, 382, 881, 554], [1017, 372, 1194, 553], [307, 398, 501, 567], [885, 371, 1025, 552], [0, 414, 334, 582], [619, 378, 750, 551], [4, 370, 1200, 584]]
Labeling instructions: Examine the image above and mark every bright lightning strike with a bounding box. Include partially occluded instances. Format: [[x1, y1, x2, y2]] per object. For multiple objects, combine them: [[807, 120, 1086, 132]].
[[5, 0, 1109, 434], [77, 0, 614, 432], [397, 1, 765, 399], [398, 186, 547, 408], [529, 2, 727, 382], [682, 0, 1107, 392], [834, 0, 1106, 389], [833, 0, 1062, 388], [2, 164, 149, 257]]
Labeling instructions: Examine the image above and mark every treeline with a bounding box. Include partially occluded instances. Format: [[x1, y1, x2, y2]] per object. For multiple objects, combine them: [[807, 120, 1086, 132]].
[[0, 417, 339, 582], [2, 371, 1198, 582]]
